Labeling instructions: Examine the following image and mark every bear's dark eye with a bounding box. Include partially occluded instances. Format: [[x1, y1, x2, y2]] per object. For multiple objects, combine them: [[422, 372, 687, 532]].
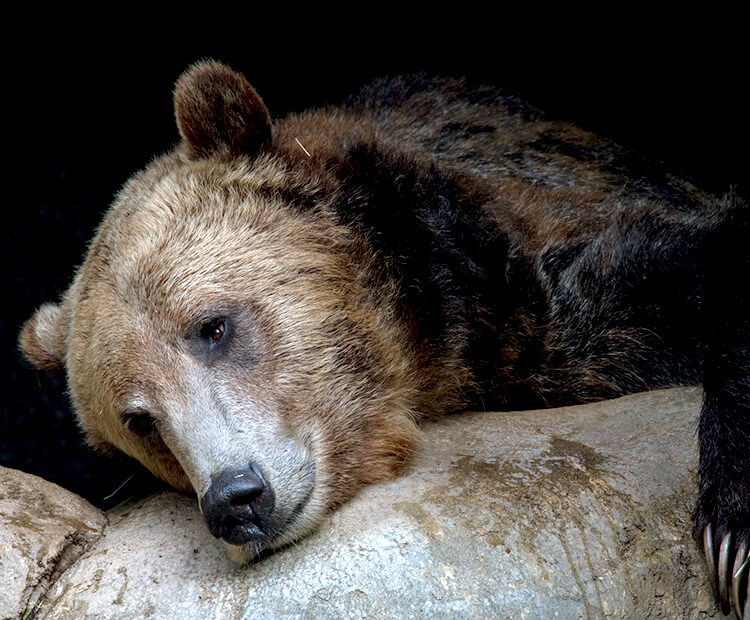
[[122, 410, 161, 443], [201, 319, 226, 346], [188, 316, 235, 362]]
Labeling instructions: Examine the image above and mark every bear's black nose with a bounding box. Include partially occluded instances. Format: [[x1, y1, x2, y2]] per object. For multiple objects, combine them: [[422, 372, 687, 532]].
[[200, 464, 275, 545]]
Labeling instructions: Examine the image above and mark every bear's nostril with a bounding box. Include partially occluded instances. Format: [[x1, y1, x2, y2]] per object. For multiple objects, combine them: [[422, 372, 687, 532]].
[[218, 513, 247, 530], [229, 500, 255, 520], [232, 498, 252, 509], [200, 464, 275, 545]]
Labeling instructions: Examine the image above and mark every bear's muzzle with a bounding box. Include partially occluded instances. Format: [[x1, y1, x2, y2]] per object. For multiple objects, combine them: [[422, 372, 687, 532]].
[[200, 463, 275, 546]]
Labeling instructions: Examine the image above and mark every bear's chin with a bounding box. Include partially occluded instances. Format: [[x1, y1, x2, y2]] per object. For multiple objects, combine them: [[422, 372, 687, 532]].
[[222, 540, 265, 565], [221, 535, 299, 565]]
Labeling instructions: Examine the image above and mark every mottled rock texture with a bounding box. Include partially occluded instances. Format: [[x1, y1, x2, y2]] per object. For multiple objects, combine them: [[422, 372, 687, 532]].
[[1, 388, 721, 619]]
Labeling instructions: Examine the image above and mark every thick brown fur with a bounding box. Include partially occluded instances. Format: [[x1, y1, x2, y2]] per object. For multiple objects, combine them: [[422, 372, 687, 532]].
[[19, 62, 750, 580]]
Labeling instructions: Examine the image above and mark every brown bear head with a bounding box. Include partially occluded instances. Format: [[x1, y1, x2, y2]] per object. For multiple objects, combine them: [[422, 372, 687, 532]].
[[19, 61, 421, 561]]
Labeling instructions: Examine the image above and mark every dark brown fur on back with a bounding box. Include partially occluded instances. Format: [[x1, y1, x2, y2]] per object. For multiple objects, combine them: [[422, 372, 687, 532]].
[[264, 75, 728, 412]]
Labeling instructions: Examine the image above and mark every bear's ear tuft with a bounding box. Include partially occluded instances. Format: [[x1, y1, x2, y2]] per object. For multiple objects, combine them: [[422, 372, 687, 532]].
[[19, 303, 66, 371], [174, 60, 272, 160]]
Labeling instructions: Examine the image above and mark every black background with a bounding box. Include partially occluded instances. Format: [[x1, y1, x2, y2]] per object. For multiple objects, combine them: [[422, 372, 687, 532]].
[[2, 19, 746, 509]]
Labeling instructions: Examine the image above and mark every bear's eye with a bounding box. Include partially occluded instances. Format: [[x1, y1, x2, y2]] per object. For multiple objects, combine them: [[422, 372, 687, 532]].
[[122, 410, 161, 442], [200, 319, 226, 346]]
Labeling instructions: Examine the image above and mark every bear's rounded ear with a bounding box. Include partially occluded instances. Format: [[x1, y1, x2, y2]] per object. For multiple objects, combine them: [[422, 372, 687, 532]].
[[19, 303, 66, 371], [174, 60, 272, 160]]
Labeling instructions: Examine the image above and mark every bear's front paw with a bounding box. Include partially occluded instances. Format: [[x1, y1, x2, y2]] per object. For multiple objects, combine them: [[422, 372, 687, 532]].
[[703, 522, 750, 618]]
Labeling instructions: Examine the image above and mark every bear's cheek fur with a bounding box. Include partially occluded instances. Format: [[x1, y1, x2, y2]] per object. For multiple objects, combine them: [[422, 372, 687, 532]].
[[65, 331, 195, 494], [263, 326, 423, 511]]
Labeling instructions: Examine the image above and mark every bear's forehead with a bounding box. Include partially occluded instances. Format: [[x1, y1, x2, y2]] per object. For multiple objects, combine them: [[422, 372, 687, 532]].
[[74, 181, 348, 324], [81, 165, 315, 299], [97, 154, 307, 246]]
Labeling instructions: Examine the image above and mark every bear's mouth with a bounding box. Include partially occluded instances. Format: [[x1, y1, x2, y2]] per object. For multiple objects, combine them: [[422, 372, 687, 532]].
[[278, 480, 315, 534], [201, 455, 318, 556], [215, 481, 314, 549], [213, 509, 271, 547]]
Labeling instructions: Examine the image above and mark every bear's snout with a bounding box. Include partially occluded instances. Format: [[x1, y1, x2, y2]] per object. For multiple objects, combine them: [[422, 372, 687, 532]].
[[200, 464, 275, 546]]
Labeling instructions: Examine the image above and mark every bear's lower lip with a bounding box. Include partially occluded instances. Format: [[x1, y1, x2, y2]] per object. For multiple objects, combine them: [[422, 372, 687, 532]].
[[218, 478, 315, 549], [220, 522, 269, 546]]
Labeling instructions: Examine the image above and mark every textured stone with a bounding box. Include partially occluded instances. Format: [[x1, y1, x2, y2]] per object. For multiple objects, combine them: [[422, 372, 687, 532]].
[[3, 388, 722, 618], [0, 467, 107, 620]]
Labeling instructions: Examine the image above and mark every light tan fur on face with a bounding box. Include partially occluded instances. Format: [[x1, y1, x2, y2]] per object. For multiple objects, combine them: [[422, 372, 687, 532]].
[[21, 148, 423, 557]]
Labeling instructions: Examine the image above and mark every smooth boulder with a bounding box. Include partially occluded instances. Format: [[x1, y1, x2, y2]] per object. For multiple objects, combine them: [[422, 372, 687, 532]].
[[1, 387, 719, 618]]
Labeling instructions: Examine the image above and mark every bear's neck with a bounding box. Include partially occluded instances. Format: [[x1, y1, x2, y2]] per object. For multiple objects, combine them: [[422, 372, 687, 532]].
[[272, 112, 545, 412]]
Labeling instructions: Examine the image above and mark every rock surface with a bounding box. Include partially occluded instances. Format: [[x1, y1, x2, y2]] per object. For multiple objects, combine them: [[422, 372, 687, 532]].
[[1, 388, 722, 619], [0, 467, 107, 619]]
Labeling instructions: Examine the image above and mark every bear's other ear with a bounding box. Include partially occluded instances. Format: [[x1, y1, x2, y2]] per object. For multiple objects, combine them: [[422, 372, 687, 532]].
[[174, 60, 272, 160], [19, 303, 66, 371]]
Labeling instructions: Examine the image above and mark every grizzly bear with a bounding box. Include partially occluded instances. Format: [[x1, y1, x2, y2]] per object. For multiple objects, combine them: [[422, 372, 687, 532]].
[[19, 60, 748, 613]]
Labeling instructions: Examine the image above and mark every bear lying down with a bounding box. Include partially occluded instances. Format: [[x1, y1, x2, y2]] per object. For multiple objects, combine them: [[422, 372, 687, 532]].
[[19, 61, 750, 614]]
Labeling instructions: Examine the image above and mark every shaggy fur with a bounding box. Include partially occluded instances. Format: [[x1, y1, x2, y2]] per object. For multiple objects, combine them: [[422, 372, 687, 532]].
[[19, 61, 749, 590]]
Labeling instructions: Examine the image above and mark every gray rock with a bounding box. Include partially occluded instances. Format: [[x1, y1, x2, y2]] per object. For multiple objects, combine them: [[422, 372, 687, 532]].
[[0, 467, 107, 620], [1, 388, 722, 618]]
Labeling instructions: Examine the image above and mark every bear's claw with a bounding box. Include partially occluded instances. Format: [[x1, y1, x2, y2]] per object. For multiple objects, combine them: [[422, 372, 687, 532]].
[[733, 539, 750, 619], [704, 524, 750, 618]]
